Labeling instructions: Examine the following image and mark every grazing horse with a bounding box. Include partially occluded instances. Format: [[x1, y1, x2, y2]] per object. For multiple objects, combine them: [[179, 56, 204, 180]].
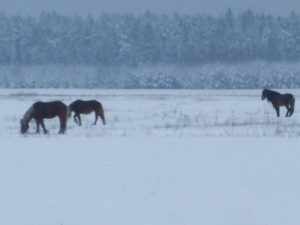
[[68, 100, 106, 126], [20, 101, 68, 134], [261, 88, 295, 117]]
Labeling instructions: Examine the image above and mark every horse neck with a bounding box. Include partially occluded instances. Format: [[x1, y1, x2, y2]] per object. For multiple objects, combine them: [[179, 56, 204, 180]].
[[266, 90, 279, 101], [22, 106, 34, 125]]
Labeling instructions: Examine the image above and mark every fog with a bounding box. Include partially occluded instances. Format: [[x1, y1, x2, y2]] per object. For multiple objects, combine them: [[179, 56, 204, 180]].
[[1, 0, 299, 16]]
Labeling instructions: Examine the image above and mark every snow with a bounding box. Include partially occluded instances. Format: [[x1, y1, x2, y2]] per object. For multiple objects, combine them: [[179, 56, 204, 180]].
[[1, 88, 299, 137], [0, 89, 300, 225]]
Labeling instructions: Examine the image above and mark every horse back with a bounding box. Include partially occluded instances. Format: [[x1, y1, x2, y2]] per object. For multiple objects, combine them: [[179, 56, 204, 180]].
[[270, 93, 294, 107], [282, 93, 294, 99], [69, 99, 102, 114], [33, 101, 67, 118]]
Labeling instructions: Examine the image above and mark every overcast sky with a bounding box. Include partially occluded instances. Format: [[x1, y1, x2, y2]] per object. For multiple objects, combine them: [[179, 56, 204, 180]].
[[1, 0, 300, 16]]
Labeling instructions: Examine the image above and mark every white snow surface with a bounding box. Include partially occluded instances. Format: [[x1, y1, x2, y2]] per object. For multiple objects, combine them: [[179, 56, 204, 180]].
[[1, 89, 300, 225]]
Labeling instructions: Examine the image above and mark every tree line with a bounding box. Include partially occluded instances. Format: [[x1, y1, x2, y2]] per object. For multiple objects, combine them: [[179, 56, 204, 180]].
[[0, 10, 300, 65]]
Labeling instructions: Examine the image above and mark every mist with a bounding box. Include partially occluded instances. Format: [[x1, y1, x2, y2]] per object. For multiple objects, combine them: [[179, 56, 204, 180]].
[[1, 0, 299, 16]]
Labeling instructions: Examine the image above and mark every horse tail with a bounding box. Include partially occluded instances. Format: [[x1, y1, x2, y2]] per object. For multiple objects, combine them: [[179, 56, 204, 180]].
[[67, 102, 74, 118], [290, 96, 295, 116], [98, 103, 106, 125], [67, 106, 72, 118], [58, 104, 68, 134]]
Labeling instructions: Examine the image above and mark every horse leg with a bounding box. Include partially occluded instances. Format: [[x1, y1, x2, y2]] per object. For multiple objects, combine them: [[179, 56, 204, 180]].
[[97, 105, 106, 125], [93, 112, 98, 125], [272, 103, 280, 117], [287, 102, 293, 117], [35, 118, 40, 133], [100, 114, 106, 125], [78, 114, 82, 126], [40, 119, 49, 134], [58, 116, 67, 134], [275, 107, 280, 117], [285, 105, 291, 117], [73, 114, 78, 124]]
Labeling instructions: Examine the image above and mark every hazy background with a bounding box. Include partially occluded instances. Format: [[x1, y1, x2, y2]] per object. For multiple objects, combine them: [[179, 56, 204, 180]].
[[1, 0, 300, 89], [1, 0, 299, 16]]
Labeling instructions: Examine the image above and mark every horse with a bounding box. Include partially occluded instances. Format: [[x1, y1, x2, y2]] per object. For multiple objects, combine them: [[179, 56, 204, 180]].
[[20, 101, 68, 134], [261, 88, 295, 117], [68, 100, 106, 126]]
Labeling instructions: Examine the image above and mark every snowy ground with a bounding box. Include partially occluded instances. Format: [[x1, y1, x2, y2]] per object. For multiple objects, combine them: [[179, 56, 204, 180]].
[[1, 89, 300, 225]]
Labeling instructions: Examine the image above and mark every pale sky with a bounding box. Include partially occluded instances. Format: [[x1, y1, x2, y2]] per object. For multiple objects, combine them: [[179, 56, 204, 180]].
[[1, 0, 300, 16]]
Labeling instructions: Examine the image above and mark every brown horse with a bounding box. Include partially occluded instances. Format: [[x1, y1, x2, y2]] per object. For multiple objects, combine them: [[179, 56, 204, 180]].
[[262, 88, 295, 117], [68, 100, 106, 126], [20, 101, 68, 134]]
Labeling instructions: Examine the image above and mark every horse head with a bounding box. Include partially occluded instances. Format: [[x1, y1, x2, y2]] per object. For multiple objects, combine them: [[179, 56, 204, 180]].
[[261, 88, 268, 100], [20, 119, 29, 134]]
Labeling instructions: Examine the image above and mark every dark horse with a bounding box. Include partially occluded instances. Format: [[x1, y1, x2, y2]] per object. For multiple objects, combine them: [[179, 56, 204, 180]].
[[261, 88, 295, 117], [20, 101, 68, 134], [68, 100, 106, 126]]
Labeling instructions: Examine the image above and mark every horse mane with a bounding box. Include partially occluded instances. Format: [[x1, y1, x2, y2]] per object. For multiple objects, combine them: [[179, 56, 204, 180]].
[[263, 89, 280, 102], [22, 105, 34, 125]]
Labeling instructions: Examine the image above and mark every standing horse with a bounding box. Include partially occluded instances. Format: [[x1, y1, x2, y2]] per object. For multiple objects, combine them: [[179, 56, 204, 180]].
[[261, 88, 295, 117], [68, 100, 106, 126], [20, 101, 68, 134]]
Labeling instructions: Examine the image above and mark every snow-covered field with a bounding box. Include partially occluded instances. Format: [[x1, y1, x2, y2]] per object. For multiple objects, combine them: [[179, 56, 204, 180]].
[[2, 88, 300, 138], [1, 89, 300, 225]]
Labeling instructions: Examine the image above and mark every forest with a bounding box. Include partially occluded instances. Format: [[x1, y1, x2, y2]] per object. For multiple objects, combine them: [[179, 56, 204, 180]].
[[0, 10, 300, 88]]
